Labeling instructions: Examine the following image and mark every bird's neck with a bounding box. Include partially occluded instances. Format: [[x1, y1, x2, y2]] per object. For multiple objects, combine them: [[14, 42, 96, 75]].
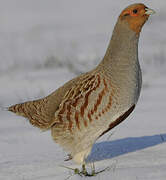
[[99, 20, 140, 77]]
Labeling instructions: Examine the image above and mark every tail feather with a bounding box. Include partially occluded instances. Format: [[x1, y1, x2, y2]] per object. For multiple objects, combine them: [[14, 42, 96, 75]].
[[8, 103, 27, 117], [8, 101, 57, 130]]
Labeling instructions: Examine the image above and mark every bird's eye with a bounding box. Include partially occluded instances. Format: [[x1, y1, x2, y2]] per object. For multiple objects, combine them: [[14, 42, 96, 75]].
[[133, 9, 138, 14]]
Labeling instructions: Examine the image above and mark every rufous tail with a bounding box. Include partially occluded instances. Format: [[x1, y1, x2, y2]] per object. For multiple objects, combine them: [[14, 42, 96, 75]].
[[8, 101, 56, 130]]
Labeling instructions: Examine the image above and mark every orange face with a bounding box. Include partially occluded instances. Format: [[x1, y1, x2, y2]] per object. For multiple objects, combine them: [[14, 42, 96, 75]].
[[119, 4, 155, 34]]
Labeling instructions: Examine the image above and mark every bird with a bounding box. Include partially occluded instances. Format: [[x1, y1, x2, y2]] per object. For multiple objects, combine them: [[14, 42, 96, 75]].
[[3, 3, 155, 176]]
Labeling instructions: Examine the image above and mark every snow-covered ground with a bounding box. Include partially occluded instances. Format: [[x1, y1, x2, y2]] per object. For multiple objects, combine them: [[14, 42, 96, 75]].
[[0, 0, 166, 179]]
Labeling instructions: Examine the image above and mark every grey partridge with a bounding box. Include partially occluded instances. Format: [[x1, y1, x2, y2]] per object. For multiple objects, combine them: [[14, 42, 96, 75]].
[[6, 3, 155, 168]]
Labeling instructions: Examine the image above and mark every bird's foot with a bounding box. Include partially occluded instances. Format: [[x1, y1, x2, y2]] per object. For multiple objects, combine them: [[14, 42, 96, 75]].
[[64, 154, 72, 161], [61, 163, 109, 178], [74, 163, 109, 177]]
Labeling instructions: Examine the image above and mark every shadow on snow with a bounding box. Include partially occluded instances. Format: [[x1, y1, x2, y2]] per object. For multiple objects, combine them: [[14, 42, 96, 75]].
[[87, 134, 166, 162]]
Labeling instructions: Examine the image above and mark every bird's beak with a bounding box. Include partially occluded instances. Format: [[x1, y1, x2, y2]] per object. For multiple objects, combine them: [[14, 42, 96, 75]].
[[145, 8, 156, 15]]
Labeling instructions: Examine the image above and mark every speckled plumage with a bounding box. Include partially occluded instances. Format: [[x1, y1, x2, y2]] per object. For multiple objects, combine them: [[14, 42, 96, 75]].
[[8, 3, 155, 165]]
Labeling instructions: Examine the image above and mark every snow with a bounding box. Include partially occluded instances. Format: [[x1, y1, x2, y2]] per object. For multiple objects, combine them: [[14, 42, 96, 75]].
[[0, 0, 166, 179]]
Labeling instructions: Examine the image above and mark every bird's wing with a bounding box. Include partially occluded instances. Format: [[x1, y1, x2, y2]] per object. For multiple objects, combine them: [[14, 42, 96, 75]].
[[52, 71, 110, 132], [8, 72, 89, 130]]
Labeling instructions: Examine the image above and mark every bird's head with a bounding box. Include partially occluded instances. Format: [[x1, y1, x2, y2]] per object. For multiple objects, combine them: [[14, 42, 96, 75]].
[[119, 3, 155, 34]]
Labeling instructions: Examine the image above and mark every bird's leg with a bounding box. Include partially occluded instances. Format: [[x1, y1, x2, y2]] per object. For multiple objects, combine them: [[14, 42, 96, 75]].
[[68, 163, 88, 176], [81, 162, 109, 176], [81, 163, 88, 176], [91, 162, 95, 176], [74, 163, 89, 176]]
